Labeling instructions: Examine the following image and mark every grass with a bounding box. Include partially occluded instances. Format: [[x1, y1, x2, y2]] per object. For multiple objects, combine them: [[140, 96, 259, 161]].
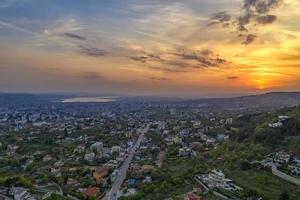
[[139, 141, 300, 200], [286, 137, 300, 156], [227, 169, 300, 200]]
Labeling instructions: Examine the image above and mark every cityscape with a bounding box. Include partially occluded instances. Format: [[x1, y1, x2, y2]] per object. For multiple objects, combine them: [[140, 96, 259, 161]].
[[0, 93, 299, 200], [0, 0, 300, 200]]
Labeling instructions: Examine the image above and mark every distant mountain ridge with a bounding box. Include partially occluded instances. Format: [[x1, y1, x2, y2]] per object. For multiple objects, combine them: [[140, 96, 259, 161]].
[[183, 92, 300, 111]]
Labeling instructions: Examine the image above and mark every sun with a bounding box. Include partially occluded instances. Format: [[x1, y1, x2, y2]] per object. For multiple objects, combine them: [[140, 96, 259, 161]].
[[259, 85, 265, 90], [253, 70, 268, 91]]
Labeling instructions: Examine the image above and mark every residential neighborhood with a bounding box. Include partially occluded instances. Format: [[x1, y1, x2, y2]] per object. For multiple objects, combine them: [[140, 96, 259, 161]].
[[0, 94, 300, 200]]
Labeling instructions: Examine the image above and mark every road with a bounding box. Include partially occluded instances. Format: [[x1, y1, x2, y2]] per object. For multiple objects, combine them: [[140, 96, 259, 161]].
[[271, 164, 300, 186], [106, 124, 150, 200]]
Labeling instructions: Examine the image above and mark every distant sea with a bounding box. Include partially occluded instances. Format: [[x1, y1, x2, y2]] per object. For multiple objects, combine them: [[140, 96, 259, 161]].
[[62, 97, 116, 103]]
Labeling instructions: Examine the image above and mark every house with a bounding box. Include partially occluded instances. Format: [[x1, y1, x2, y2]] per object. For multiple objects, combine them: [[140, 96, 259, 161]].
[[15, 136, 24, 141], [110, 169, 120, 182], [43, 154, 52, 162], [291, 166, 300, 176], [193, 121, 202, 128], [197, 170, 243, 192], [141, 165, 155, 173], [179, 147, 191, 157], [50, 167, 61, 177], [73, 144, 85, 153], [7, 144, 19, 156], [143, 176, 152, 184], [205, 138, 216, 145], [268, 115, 289, 128], [84, 152, 95, 162], [268, 121, 283, 128], [82, 187, 101, 199], [9, 186, 36, 200], [179, 129, 190, 137], [90, 142, 103, 156], [163, 130, 169, 135], [184, 192, 201, 200], [67, 178, 78, 185], [93, 166, 110, 184], [278, 115, 289, 121], [53, 161, 64, 168], [225, 118, 233, 125], [111, 146, 121, 154], [274, 151, 291, 164], [209, 170, 225, 186], [191, 142, 201, 150]]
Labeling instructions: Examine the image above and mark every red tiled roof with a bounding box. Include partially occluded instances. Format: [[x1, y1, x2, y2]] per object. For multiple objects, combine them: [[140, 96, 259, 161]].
[[83, 187, 100, 197]]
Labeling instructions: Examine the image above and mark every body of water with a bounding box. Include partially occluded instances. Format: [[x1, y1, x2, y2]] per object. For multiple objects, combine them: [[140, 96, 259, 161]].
[[62, 97, 116, 103]]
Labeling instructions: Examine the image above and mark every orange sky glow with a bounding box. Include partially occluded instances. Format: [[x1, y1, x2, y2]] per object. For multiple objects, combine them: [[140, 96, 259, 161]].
[[0, 0, 299, 97]]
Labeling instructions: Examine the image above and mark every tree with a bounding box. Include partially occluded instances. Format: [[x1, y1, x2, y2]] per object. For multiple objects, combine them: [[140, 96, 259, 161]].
[[279, 191, 289, 200], [240, 160, 251, 171]]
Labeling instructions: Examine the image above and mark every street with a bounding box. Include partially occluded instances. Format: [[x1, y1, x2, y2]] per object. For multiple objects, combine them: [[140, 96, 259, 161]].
[[106, 124, 150, 200], [271, 164, 300, 186]]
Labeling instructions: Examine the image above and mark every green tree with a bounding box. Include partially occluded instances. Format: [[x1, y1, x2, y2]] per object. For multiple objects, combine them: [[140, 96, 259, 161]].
[[279, 191, 289, 200]]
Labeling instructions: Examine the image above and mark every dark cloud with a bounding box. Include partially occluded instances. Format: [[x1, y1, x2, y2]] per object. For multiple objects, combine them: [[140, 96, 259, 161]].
[[165, 60, 190, 68], [227, 76, 239, 80], [173, 48, 227, 68], [238, 0, 283, 31], [147, 66, 188, 73], [244, 0, 283, 14], [131, 48, 228, 73], [78, 45, 108, 57], [208, 11, 231, 26], [213, 57, 227, 64], [63, 33, 86, 41], [242, 34, 257, 45], [130, 53, 164, 63], [255, 15, 277, 24], [237, 13, 253, 32], [209, 0, 283, 45], [200, 49, 213, 56], [81, 72, 103, 80], [130, 56, 148, 63]]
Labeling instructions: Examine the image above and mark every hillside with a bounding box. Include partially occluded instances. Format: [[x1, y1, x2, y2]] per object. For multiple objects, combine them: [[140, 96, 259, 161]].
[[184, 92, 300, 112], [231, 105, 300, 155]]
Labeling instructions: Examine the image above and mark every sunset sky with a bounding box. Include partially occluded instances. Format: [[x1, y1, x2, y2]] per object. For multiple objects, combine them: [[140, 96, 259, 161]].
[[0, 0, 299, 97]]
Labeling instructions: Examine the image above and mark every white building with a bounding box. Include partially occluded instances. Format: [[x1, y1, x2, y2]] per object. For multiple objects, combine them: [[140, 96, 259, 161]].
[[198, 170, 243, 192], [274, 151, 291, 164], [278, 115, 289, 121], [110, 169, 120, 182], [268, 121, 283, 128], [111, 146, 121, 154], [90, 142, 103, 156], [9, 186, 36, 200], [179, 147, 191, 157], [84, 152, 95, 162]]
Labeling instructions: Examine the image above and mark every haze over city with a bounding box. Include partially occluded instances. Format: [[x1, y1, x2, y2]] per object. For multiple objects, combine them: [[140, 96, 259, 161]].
[[1, 0, 300, 97]]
